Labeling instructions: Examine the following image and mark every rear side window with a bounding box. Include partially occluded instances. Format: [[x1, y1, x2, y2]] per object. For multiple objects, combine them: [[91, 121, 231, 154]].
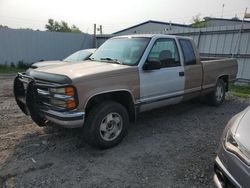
[[179, 39, 196, 65]]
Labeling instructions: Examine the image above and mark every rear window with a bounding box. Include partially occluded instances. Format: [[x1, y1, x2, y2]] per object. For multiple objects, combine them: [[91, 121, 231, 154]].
[[179, 39, 196, 66]]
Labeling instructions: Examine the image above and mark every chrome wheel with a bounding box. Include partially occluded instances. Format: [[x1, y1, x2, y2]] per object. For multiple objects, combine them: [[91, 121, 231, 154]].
[[215, 84, 224, 102], [99, 112, 123, 141]]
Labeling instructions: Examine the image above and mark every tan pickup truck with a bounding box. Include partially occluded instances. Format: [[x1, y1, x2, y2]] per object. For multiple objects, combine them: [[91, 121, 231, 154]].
[[14, 34, 238, 148]]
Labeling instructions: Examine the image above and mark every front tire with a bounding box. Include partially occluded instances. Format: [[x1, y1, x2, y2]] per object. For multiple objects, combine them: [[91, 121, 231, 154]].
[[83, 101, 129, 149], [207, 79, 226, 106]]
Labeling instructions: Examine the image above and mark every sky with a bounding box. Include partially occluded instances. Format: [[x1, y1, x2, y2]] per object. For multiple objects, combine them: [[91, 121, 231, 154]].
[[0, 0, 249, 34]]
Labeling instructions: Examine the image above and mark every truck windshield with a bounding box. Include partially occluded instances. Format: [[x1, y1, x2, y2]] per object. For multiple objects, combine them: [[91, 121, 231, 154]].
[[90, 37, 150, 66]]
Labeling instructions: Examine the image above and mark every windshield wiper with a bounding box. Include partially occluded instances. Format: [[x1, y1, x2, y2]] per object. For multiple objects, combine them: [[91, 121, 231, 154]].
[[88, 57, 96, 61], [100, 57, 123, 65]]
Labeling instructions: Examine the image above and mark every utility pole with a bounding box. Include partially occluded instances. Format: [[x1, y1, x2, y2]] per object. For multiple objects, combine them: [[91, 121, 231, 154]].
[[97, 25, 103, 35], [100, 25, 103, 35], [233, 8, 248, 57], [93, 23, 97, 48]]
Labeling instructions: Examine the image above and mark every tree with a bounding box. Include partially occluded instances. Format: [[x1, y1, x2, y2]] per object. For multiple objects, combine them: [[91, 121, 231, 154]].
[[45, 19, 82, 33], [231, 15, 240, 21], [71, 25, 82, 33], [191, 14, 207, 28], [0, 24, 9, 29]]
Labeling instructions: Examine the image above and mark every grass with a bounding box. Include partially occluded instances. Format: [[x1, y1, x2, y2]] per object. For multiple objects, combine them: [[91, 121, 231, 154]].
[[229, 83, 250, 98], [0, 65, 26, 73]]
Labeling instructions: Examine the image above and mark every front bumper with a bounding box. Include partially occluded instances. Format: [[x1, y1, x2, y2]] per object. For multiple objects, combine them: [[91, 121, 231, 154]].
[[41, 109, 85, 128], [14, 72, 85, 128], [214, 156, 241, 188], [214, 143, 250, 188]]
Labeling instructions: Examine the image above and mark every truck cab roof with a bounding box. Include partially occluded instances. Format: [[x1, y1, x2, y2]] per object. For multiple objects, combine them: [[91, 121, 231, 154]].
[[113, 34, 192, 40]]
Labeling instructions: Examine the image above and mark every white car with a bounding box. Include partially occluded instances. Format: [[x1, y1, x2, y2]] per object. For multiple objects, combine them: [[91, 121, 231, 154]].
[[30, 48, 96, 69]]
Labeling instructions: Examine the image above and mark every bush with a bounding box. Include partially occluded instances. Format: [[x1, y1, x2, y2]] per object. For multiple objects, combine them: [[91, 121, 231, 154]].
[[10, 62, 15, 68], [17, 60, 29, 69]]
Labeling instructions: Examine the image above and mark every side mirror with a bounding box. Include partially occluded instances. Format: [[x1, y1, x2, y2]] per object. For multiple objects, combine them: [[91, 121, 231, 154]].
[[143, 59, 161, 70]]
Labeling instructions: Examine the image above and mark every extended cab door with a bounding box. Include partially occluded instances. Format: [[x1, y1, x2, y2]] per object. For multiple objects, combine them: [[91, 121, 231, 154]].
[[139, 37, 185, 111], [178, 39, 203, 100]]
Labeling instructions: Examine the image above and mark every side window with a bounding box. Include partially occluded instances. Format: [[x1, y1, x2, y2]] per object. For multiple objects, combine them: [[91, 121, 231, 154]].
[[179, 39, 196, 65], [147, 38, 180, 68]]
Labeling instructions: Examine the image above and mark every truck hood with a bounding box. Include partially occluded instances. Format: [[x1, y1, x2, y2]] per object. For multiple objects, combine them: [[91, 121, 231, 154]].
[[31, 60, 62, 68], [31, 60, 135, 81], [234, 106, 250, 154]]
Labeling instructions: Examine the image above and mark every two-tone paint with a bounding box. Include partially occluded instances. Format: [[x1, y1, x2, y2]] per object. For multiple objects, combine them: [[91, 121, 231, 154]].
[[15, 34, 238, 128]]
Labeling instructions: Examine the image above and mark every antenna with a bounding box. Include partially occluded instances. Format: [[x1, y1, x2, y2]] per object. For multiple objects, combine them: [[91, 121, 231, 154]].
[[221, 4, 225, 18]]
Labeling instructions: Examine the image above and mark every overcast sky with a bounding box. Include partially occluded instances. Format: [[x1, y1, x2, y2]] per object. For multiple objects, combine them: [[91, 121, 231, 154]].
[[0, 0, 249, 34]]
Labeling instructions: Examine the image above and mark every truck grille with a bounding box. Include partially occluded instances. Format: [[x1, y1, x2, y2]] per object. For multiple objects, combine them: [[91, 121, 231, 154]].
[[14, 72, 77, 115]]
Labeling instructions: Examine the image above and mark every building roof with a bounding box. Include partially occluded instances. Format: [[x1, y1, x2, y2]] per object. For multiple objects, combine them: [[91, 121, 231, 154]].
[[204, 17, 250, 23], [113, 20, 190, 34]]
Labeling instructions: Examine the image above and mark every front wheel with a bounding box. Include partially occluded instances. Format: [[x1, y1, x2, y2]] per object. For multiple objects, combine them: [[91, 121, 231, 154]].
[[83, 101, 129, 149], [207, 79, 226, 106]]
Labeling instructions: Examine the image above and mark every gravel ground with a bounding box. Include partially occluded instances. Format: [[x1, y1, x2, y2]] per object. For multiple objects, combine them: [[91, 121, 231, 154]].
[[0, 74, 249, 188]]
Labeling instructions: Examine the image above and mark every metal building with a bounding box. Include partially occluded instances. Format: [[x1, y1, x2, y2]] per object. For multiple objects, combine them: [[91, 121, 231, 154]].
[[203, 17, 250, 27], [113, 20, 190, 35]]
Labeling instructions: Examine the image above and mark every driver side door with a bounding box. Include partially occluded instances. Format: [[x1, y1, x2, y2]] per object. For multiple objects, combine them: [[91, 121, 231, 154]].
[[139, 38, 185, 111]]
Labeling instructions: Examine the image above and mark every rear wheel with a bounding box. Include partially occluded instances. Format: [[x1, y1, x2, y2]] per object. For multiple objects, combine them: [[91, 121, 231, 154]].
[[207, 79, 226, 106], [83, 101, 129, 149]]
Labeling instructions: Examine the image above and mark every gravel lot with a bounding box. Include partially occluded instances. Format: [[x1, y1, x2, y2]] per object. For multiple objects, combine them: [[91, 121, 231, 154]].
[[0, 74, 249, 188]]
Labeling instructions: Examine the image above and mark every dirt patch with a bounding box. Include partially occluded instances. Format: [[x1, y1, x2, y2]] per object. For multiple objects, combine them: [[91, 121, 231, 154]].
[[0, 74, 249, 187]]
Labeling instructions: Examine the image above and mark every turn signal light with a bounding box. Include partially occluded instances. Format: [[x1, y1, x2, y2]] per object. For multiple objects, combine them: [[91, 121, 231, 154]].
[[67, 99, 76, 109]]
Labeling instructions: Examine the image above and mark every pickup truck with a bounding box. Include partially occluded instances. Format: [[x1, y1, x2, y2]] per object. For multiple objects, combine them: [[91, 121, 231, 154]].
[[14, 34, 238, 148]]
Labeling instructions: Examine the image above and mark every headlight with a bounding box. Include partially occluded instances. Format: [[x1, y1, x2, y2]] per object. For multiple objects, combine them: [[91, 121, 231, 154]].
[[49, 86, 77, 109], [50, 87, 74, 96], [224, 129, 250, 165]]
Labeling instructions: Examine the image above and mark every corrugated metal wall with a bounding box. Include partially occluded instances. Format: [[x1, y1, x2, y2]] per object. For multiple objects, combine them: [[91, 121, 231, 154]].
[[166, 25, 250, 81], [97, 24, 250, 82], [0, 28, 94, 65], [1, 26, 249, 81]]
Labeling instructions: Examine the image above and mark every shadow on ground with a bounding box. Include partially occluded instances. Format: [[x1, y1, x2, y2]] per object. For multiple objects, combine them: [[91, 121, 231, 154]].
[[1, 96, 249, 188]]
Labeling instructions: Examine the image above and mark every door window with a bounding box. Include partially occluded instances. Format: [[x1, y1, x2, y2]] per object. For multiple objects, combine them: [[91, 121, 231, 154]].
[[147, 38, 181, 68]]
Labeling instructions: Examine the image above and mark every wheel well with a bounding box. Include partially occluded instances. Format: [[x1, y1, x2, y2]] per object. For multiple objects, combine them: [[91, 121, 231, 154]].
[[219, 75, 229, 91], [85, 91, 136, 122]]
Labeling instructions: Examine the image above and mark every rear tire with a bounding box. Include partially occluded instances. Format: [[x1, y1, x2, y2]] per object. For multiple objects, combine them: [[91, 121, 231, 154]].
[[207, 79, 226, 106], [83, 101, 129, 149]]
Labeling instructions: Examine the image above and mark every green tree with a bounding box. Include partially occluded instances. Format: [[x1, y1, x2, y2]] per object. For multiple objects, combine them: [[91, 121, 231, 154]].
[[0, 24, 9, 29], [45, 19, 82, 33], [191, 14, 207, 28], [231, 15, 240, 20], [71, 24, 82, 33]]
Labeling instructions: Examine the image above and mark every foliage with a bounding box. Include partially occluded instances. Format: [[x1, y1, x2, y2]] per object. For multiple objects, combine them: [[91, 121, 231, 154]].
[[0, 60, 30, 73], [0, 64, 26, 73], [191, 14, 207, 28], [17, 61, 30, 69], [45, 19, 82, 33], [231, 16, 240, 21], [0, 24, 9, 29]]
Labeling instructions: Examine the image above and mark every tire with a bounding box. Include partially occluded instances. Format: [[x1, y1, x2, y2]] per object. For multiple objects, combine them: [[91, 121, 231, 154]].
[[207, 79, 226, 106], [83, 101, 129, 149]]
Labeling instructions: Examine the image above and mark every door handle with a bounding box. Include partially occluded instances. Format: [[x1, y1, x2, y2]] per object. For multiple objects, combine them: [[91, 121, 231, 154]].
[[179, 71, 184, 77]]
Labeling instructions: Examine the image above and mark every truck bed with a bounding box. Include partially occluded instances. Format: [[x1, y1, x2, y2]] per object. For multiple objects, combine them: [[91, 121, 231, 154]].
[[201, 58, 238, 90]]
